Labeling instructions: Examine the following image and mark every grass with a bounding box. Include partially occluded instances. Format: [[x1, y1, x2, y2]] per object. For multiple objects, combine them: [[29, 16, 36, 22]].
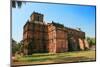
[[12, 50, 96, 66]]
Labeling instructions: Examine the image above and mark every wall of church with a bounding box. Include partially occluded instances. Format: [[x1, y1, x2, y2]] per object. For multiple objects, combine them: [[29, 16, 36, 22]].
[[22, 12, 88, 55]]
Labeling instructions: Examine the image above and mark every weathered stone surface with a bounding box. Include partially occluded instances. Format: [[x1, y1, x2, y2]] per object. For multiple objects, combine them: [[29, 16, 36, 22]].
[[78, 38, 85, 50], [22, 12, 86, 55], [84, 39, 89, 49]]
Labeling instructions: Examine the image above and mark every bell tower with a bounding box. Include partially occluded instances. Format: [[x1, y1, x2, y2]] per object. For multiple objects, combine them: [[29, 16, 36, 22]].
[[30, 12, 44, 22]]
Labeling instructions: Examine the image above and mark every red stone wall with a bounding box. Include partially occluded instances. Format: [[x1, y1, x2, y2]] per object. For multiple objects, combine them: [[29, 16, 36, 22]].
[[23, 21, 86, 55], [23, 21, 48, 54], [22, 13, 86, 55], [55, 28, 68, 53], [47, 24, 68, 53], [47, 24, 56, 53], [66, 28, 85, 51]]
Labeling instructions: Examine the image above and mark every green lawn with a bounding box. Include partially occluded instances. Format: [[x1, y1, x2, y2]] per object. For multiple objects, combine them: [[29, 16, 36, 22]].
[[12, 50, 96, 66]]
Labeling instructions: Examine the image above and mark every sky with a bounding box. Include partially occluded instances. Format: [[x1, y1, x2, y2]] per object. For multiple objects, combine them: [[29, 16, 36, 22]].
[[12, 2, 96, 42]]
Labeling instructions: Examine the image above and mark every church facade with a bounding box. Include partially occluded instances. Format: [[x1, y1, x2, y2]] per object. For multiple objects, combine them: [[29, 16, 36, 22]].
[[22, 12, 89, 55]]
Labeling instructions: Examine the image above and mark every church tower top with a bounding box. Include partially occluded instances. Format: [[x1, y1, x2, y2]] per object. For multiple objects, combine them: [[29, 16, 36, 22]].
[[30, 12, 44, 22]]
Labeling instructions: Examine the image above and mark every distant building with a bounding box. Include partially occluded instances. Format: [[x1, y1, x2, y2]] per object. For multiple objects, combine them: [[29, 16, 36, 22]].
[[22, 12, 89, 55]]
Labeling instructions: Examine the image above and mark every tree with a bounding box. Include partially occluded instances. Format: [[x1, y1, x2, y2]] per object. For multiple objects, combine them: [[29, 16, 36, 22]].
[[86, 37, 95, 47], [12, 0, 22, 8], [12, 39, 22, 56]]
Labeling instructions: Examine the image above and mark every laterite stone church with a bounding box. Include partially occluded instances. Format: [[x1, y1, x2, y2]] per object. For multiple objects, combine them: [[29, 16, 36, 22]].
[[22, 12, 89, 55]]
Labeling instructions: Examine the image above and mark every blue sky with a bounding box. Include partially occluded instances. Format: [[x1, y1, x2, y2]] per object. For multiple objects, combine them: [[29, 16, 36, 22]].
[[12, 2, 96, 42]]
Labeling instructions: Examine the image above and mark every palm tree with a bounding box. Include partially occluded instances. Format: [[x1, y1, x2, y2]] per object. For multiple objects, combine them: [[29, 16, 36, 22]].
[[12, 0, 22, 8]]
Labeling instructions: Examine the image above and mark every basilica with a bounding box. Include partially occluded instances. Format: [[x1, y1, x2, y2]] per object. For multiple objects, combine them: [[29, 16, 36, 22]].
[[22, 12, 89, 55]]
